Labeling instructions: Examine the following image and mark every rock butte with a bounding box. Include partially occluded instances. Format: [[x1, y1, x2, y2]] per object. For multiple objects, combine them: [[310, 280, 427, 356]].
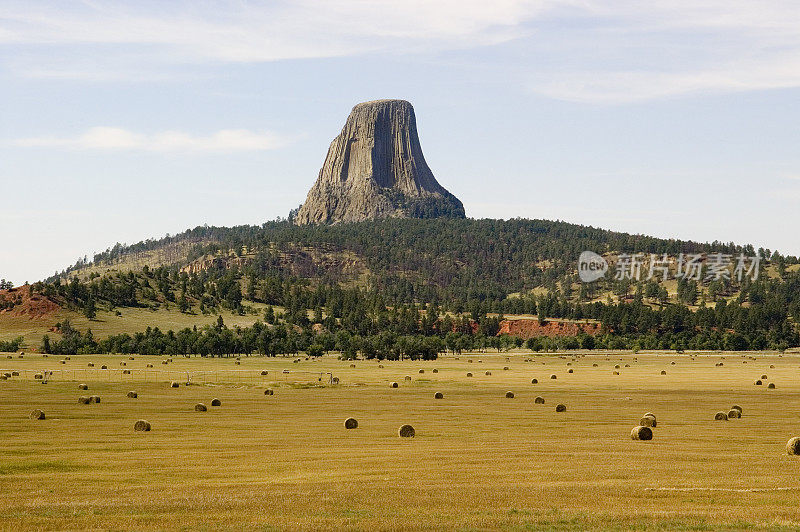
[[295, 99, 464, 225]]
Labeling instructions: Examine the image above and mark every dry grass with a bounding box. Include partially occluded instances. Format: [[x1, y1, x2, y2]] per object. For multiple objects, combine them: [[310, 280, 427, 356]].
[[0, 351, 800, 530]]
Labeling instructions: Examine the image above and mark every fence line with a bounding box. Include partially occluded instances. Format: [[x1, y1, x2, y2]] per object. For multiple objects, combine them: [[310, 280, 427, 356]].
[[1, 368, 335, 385]]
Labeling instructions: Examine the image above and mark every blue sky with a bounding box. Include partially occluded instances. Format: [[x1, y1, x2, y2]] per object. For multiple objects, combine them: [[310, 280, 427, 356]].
[[2, 1, 800, 285]]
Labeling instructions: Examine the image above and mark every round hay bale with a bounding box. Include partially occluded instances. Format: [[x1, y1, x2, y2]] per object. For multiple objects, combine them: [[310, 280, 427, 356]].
[[78, 396, 91, 404], [466, 372, 473, 377], [260, 370, 268, 375], [134, 420, 151, 432], [378, 365, 384, 369], [90, 395, 100, 403], [761, 374, 768, 379], [613, 371, 620, 375], [505, 391, 515, 399], [390, 382, 399, 388], [643, 412, 657, 421], [235, 361, 240, 365], [727, 409, 741, 419], [503, 366, 510, 371], [568, 369, 574, 374], [731, 405, 743, 413], [614, 364, 620, 369], [671, 361, 676, 365], [714, 411, 728, 420], [398, 424, 415, 438], [78, 383, 88, 390], [146, 364, 153, 368], [11, 371, 19, 376], [660, 370, 667, 375], [432, 369, 438, 373], [120, 362, 126, 366], [534, 396, 545, 404], [770, 364, 775, 369], [29, 409, 45, 420], [566, 362, 572, 366], [550, 374, 557, 380], [419, 369, 424, 374], [787, 437, 800, 456], [87, 363, 94, 367], [122, 369, 131, 375], [211, 398, 221, 406], [344, 417, 358, 429], [468, 359, 473, 363], [631, 426, 653, 441], [485, 371, 492, 376], [264, 388, 274, 395], [162, 360, 168, 365], [170, 381, 180, 388], [434, 392, 444, 399], [5, 355, 10, 359], [555, 404, 567, 412], [60, 360, 66, 364], [639, 416, 657, 427], [768, 383, 776, 389], [624, 364, 630, 368], [531, 378, 538, 384], [34, 373, 43, 380], [194, 403, 207, 412], [127, 391, 138, 398], [332, 377, 339, 384], [404, 375, 412, 381], [755, 380, 763, 385], [592, 363, 598, 367], [350, 364, 356, 368], [101, 365, 107, 370], [65, 356, 70, 360]]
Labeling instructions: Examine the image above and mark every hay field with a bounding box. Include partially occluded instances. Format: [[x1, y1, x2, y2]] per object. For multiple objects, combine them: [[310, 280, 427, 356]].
[[1, 351, 800, 530]]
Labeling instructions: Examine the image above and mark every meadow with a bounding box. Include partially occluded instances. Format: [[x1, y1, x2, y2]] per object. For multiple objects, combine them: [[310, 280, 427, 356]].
[[1, 351, 799, 530]]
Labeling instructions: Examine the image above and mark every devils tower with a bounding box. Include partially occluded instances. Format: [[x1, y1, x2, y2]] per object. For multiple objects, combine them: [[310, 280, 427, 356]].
[[295, 99, 465, 225]]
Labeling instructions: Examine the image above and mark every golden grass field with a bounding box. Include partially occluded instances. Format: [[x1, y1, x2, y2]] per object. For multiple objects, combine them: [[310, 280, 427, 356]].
[[1, 350, 800, 531]]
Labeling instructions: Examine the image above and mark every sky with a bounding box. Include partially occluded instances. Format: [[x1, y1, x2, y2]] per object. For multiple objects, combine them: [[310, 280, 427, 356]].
[[2, 0, 800, 285]]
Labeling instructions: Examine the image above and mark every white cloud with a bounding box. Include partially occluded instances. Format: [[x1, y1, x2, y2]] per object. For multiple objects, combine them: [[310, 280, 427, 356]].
[[13, 127, 288, 152], [3, 1, 800, 102]]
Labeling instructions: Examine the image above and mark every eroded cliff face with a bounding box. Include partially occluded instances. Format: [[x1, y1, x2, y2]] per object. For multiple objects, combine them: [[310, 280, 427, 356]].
[[295, 99, 464, 225]]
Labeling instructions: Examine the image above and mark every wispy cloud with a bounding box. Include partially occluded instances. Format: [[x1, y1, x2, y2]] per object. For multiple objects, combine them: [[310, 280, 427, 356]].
[[12, 127, 289, 152], [2, 1, 800, 102]]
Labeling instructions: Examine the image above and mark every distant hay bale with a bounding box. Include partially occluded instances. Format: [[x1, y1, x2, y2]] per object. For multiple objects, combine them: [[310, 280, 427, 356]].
[[761, 374, 768, 379], [531, 378, 538, 384], [568, 369, 574, 373], [122, 369, 131, 374], [34, 373, 43, 380], [87, 363, 94, 367], [555, 404, 567, 412], [78, 383, 88, 390], [419, 369, 425, 374], [211, 398, 221, 406], [120, 362, 126, 366], [332, 377, 339, 384], [344, 417, 358, 429], [727, 409, 741, 419], [787, 437, 800, 456], [592, 363, 598, 367], [60, 360, 66, 364], [434, 392, 444, 399], [485, 371, 492, 376], [534, 396, 545, 404], [614, 364, 620, 369], [390, 382, 399, 388], [505, 391, 515, 398], [768, 383, 776, 389], [78, 396, 91, 404], [639, 416, 656, 427], [170, 381, 180, 388], [146, 363, 153, 368], [128, 356, 134, 360], [65, 356, 70, 360], [29, 409, 45, 420], [162, 361, 168, 365], [11, 371, 18, 376], [550, 374, 557, 380], [432, 369, 438, 373], [624, 364, 630, 368], [731, 405, 743, 414], [755, 380, 763, 385], [613, 371, 620, 375], [466, 373, 473, 377], [566, 362, 572, 366], [350, 364, 356, 368], [631, 426, 653, 441], [378, 365, 384, 368], [127, 391, 138, 398], [195, 403, 207, 412], [235, 361, 241, 365], [101, 365, 107, 370], [260, 370, 268, 375], [671, 361, 676, 365], [90, 395, 100, 403], [398, 424, 415, 438], [714, 411, 728, 420], [503, 366, 510, 370], [770, 364, 775, 369], [404, 375, 412, 381], [134, 420, 151, 431], [644, 412, 656, 421], [264, 388, 274, 395]]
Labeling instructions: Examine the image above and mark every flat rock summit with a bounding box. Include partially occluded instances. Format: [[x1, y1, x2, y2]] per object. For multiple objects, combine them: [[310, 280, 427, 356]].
[[295, 99, 465, 225]]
